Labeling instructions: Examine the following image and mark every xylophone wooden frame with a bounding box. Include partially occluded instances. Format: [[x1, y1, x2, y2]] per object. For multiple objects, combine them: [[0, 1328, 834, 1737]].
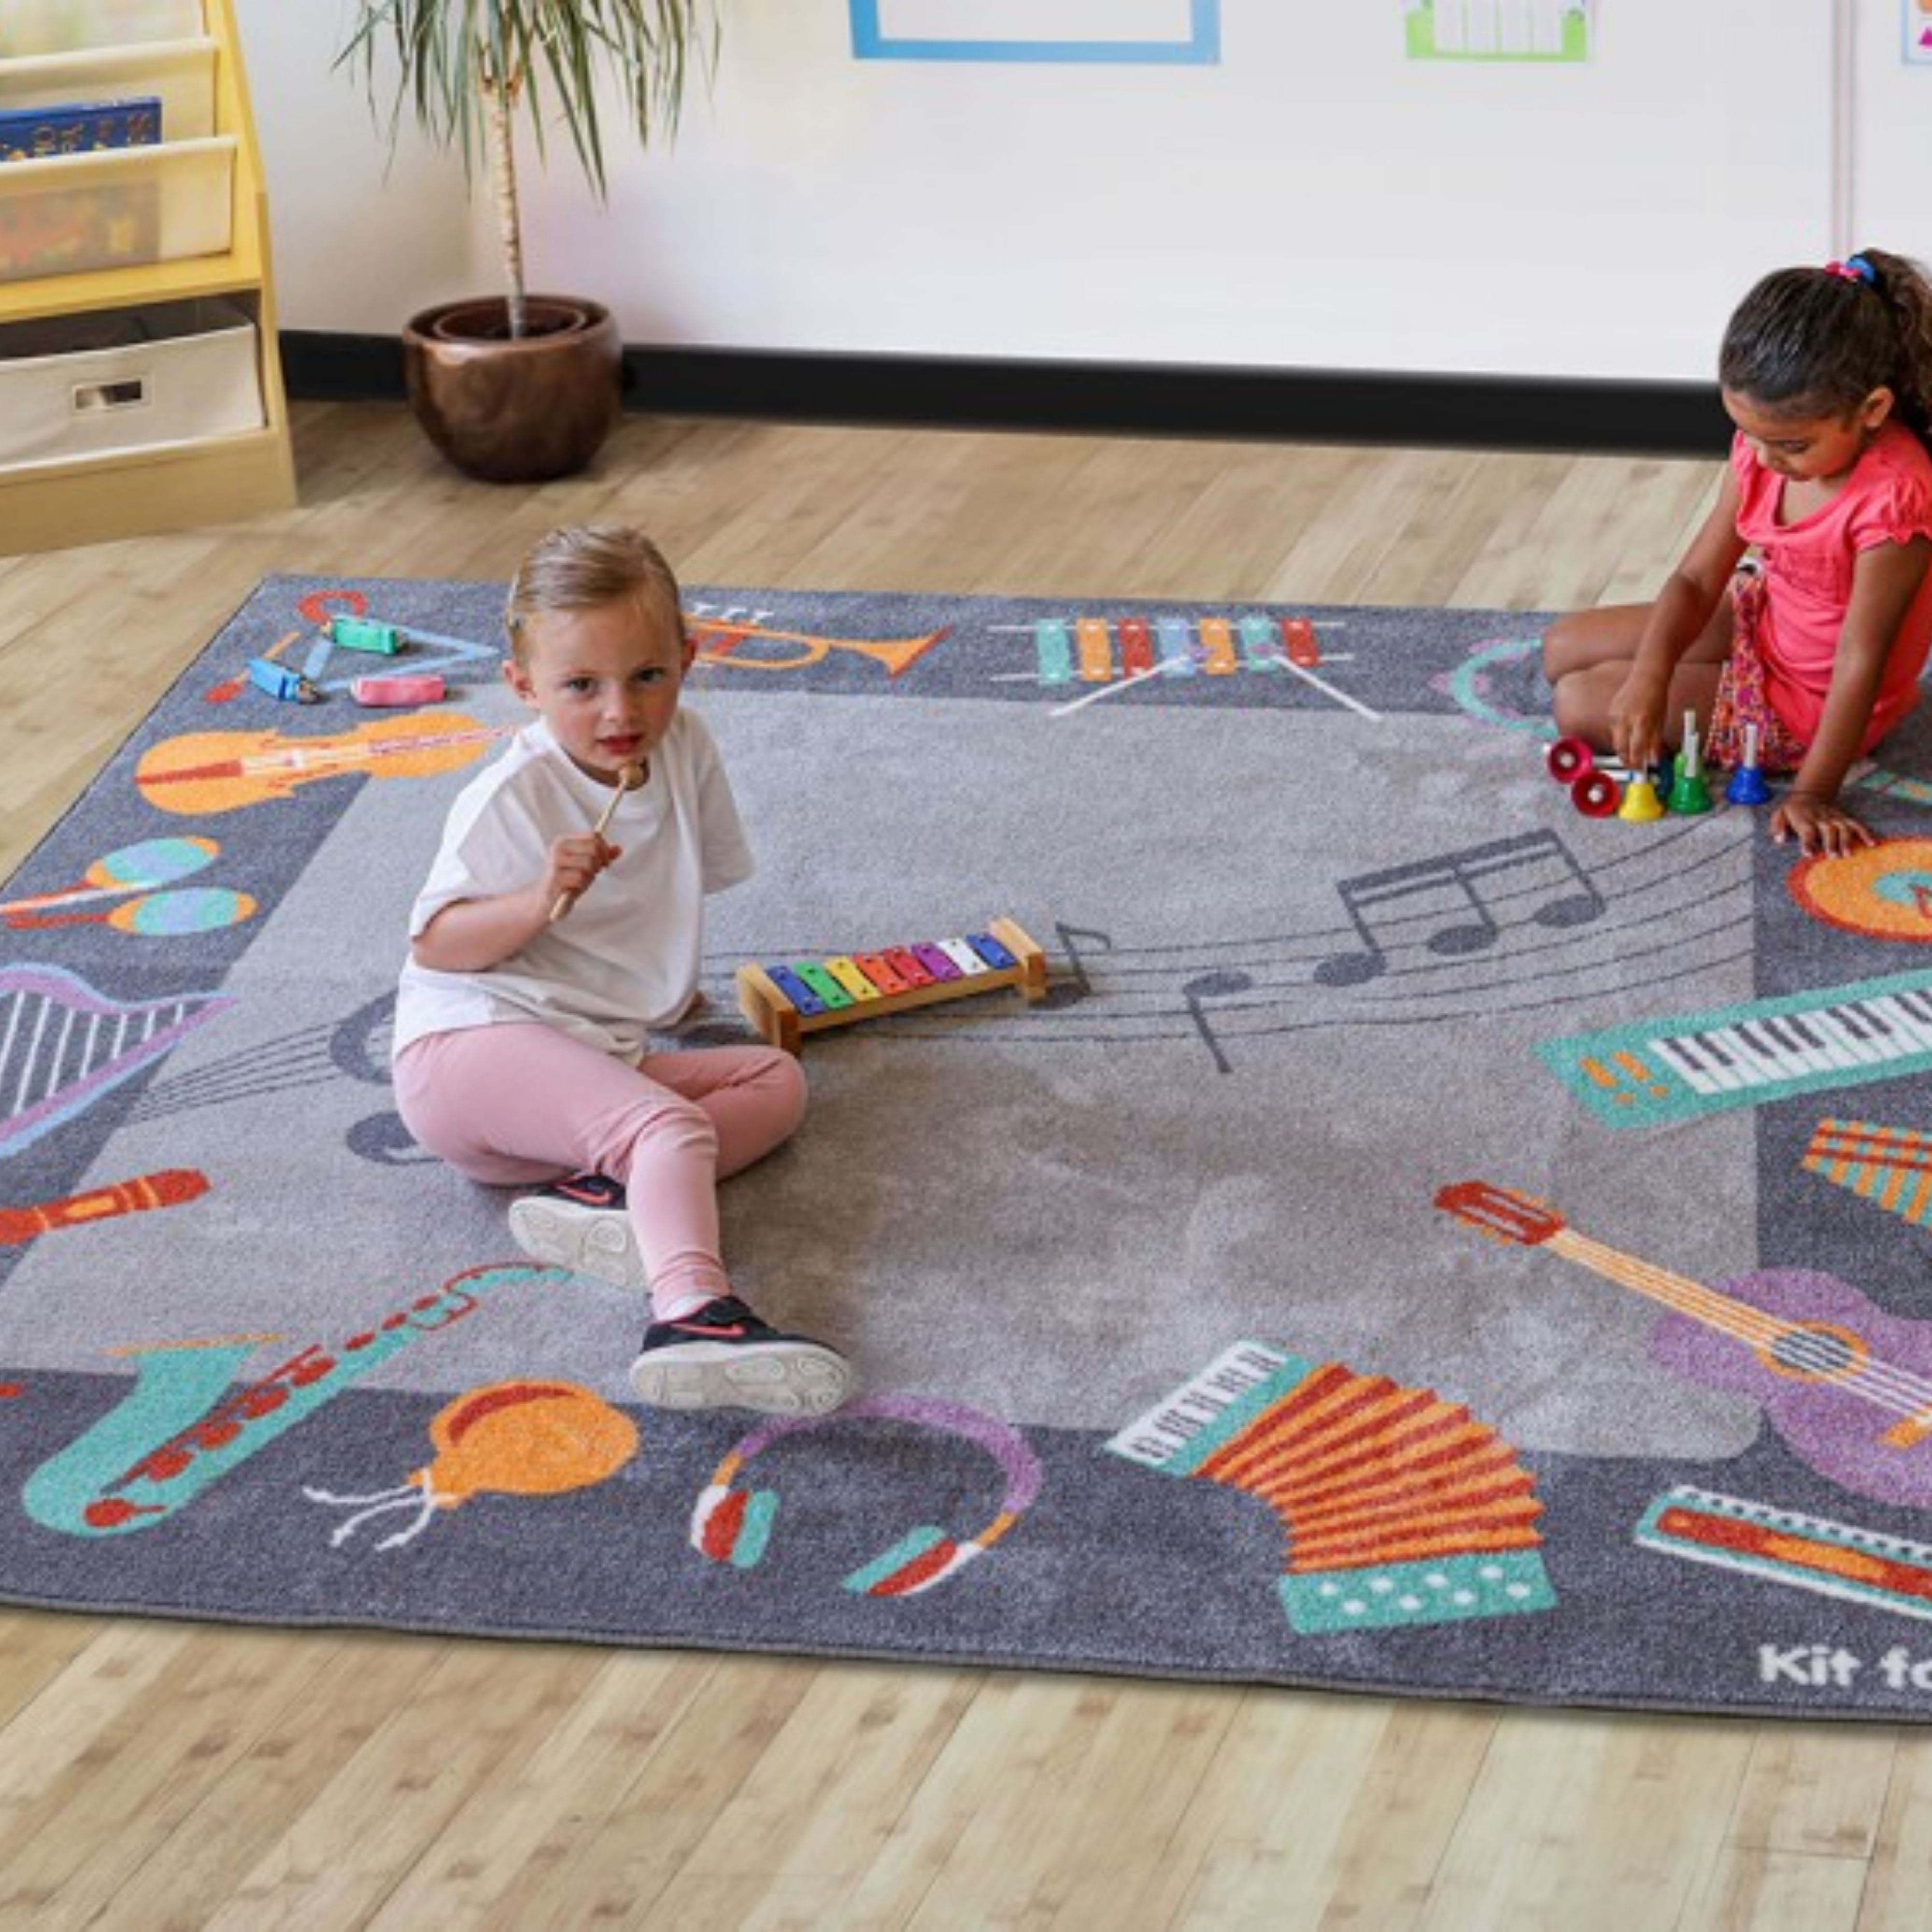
[[735, 917, 1050, 1054]]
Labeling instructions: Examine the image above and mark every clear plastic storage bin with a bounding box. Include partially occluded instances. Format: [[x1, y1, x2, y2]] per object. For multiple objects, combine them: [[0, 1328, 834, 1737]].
[[0, 38, 218, 142], [0, 2, 204, 59], [0, 133, 234, 283]]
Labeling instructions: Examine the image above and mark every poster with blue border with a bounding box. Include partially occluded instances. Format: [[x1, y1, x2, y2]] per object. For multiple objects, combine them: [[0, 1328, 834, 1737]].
[[849, 0, 1221, 65]]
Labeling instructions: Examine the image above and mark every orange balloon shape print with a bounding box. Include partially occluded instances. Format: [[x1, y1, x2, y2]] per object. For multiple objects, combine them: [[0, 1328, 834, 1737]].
[[303, 1379, 639, 1550]]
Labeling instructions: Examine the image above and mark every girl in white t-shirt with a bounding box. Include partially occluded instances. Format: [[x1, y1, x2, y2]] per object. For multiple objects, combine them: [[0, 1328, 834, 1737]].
[[393, 526, 852, 1417]]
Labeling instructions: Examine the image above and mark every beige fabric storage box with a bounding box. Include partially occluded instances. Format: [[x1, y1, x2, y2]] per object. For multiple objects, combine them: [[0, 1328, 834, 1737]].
[[0, 2, 204, 59], [0, 297, 261, 469], [0, 133, 233, 282], [0, 39, 218, 141]]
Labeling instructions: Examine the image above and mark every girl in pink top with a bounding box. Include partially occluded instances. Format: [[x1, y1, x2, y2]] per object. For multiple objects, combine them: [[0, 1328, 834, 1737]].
[[1543, 247, 1932, 855]]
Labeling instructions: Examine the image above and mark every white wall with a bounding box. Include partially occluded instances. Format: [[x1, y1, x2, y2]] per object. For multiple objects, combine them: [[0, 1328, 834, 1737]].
[[238, 2, 1932, 386]]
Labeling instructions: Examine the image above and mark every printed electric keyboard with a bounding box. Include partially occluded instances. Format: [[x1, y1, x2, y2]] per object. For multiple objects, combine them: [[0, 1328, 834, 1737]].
[[1537, 969, 1932, 1128]]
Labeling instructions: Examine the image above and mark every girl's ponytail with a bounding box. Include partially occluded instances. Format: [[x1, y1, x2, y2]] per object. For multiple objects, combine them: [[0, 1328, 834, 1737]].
[[1856, 248, 1932, 446]]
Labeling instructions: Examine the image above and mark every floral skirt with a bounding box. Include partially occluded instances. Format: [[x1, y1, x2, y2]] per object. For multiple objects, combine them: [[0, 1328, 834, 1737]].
[[1703, 570, 1809, 774]]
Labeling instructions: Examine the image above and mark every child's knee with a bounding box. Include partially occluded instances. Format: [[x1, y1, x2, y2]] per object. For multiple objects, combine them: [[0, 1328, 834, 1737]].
[[600, 1092, 718, 1179], [757, 1047, 809, 1139], [1548, 677, 1598, 745], [1540, 614, 1582, 683]]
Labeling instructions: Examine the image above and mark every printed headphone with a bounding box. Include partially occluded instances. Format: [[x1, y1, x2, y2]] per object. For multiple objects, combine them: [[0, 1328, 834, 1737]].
[[689, 1394, 1043, 1597]]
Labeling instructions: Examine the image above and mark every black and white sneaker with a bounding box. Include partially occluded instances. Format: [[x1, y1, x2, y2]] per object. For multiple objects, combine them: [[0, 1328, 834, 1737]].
[[628, 1295, 853, 1415], [507, 1172, 647, 1293]]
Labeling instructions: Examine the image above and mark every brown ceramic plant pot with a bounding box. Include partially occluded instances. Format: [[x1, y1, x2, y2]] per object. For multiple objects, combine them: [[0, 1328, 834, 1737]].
[[401, 295, 623, 483]]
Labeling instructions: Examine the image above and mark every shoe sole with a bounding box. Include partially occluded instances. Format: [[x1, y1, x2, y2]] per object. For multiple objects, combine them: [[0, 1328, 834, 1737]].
[[628, 1339, 854, 1417], [507, 1196, 648, 1293]]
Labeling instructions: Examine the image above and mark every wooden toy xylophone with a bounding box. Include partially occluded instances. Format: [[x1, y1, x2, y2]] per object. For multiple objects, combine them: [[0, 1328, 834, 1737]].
[[735, 917, 1049, 1054]]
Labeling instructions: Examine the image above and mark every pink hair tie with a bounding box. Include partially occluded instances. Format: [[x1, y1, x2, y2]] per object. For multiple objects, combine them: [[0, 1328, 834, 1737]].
[[1826, 255, 1876, 285]]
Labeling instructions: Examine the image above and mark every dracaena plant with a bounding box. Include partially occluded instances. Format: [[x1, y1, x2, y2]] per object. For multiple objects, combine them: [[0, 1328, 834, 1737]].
[[340, 0, 715, 339]]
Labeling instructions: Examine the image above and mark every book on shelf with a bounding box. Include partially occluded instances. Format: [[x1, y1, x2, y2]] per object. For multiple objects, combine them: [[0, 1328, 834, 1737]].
[[0, 97, 163, 163]]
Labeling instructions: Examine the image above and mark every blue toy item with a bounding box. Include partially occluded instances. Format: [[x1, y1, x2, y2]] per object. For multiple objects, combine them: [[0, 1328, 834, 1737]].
[[1726, 723, 1773, 806]]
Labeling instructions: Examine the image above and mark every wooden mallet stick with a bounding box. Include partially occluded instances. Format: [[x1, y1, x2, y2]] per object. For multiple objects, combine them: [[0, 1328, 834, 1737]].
[[550, 762, 642, 922]]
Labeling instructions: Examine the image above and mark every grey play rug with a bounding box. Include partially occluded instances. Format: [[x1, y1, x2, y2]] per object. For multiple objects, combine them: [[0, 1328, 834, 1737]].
[[6, 572, 1932, 1719]]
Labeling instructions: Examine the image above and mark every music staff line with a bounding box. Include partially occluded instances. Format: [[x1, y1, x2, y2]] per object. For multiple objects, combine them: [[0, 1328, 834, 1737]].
[[695, 857, 1756, 1060], [703, 817, 1735, 984], [123, 1024, 346, 1124], [107, 871, 1758, 1118], [701, 822, 1748, 1011], [816, 933, 1762, 1058], [66, 806, 1747, 1129], [796, 865, 1747, 1014], [765, 916, 1761, 1038], [87, 899, 1761, 1129]]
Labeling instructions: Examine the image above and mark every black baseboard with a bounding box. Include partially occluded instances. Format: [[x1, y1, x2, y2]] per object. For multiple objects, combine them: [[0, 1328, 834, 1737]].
[[280, 331, 1729, 459]]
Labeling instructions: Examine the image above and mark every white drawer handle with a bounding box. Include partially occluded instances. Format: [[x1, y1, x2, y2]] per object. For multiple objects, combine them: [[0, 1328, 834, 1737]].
[[71, 378, 149, 415]]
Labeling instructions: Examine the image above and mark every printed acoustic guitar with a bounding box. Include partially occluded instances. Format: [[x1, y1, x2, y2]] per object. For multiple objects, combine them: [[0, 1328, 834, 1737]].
[[1436, 1179, 1932, 1510]]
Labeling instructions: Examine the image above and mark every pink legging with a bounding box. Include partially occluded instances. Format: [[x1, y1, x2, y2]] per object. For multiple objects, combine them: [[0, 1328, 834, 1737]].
[[393, 1023, 807, 1318]]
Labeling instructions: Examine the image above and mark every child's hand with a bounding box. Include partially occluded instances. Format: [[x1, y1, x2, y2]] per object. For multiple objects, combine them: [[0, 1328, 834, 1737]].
[[546, 832, 622, 910], [1607, 671, 1669, 775], [1770, 792, 1875, 857]]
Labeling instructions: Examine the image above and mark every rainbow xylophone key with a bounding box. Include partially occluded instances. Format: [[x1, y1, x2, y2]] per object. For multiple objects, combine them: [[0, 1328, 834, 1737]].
[[735, 917, 1048, 1053]]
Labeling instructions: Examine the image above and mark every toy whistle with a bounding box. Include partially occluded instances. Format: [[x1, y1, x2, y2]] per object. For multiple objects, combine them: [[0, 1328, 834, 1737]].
[[324, 616, 403, 655], [351, 672, 446, 708], [247, 658, 322, 704]]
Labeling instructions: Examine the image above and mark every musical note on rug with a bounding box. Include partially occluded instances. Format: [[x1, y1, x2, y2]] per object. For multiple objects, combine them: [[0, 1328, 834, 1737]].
[[1045, 922, 1113, 1009], [116, 992, 425, 1165], [330, 991, 438, 1165], [1314, 830, 1605, 987], [1183, 968, 1253, 1074]]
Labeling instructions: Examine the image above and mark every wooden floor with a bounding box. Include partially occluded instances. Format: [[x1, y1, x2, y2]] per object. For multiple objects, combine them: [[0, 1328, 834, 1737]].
[[0, 405, 1925, 1930]]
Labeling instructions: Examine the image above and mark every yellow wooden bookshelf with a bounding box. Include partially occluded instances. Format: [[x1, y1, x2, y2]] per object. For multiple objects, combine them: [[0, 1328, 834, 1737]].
[[0, 0, 296, 554]]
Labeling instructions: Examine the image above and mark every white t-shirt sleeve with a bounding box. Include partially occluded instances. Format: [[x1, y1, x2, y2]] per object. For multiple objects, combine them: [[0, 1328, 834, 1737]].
[[685, 710, 755, 893], [406, 757, 551, 939]]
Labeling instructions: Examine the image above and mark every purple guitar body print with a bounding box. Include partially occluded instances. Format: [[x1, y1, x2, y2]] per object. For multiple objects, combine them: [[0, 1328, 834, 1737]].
[[1650, 1267, 1932, 1510]]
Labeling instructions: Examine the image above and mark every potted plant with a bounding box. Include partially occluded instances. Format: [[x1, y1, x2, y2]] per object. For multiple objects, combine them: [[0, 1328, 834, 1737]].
[[340, 0, 714, 483]]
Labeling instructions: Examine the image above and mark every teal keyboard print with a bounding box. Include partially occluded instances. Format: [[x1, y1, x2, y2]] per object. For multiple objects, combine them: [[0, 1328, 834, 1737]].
[[1538, 968, 1932, 1128]]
